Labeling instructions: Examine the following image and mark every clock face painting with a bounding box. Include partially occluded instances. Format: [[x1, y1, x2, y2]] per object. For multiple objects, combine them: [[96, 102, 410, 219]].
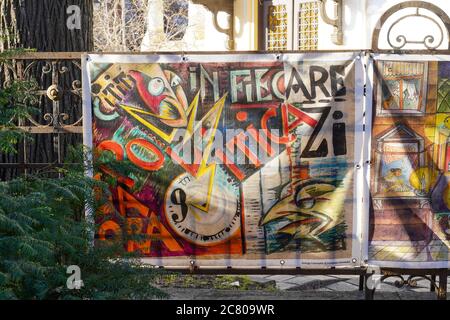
[[164, 169, 241, 246], [86, 53, 362, 266]]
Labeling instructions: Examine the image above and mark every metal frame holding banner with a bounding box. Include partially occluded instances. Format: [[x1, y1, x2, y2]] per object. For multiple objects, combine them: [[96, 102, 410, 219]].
[[82, 52, 366, 269]]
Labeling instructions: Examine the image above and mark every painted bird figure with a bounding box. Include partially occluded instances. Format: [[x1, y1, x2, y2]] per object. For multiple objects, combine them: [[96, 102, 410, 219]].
[[125, 69, 188, 128], [129, 70, 167, 115], [260, 177, 349, 249]]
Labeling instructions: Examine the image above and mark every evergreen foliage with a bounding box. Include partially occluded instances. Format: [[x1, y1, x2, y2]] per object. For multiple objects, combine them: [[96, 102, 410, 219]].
[[0, 50, 168, 300], [0, 147, 168, 300], [0, 49, 38, 154]]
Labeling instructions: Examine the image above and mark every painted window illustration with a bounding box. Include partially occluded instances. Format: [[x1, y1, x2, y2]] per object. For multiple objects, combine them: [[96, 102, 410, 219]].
[[374, 126, 424, 198], [438, 78, 450, 112], [437, 62, 450, 112], [377, 61, 428, 115]]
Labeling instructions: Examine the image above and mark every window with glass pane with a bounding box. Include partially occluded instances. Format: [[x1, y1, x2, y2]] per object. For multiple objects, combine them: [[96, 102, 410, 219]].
[[267, 4, 289, 50], [297, 1, 319, 50], [377, 61, 428, 115], [264, 0, 319, 51]]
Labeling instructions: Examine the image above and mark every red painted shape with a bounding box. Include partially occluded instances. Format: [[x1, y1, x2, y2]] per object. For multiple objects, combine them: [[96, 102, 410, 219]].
[[287, 103, 318, 129], [126, 138, 165, 171], [445, 144, 450, 172], [247, 124, 275, 157], [129, 70, 166, 114], [236, 111, 248, 122], [261, 106, 293, 144], [230, 103, 278, 109], [166, 146, 200, 176], [97, 140, 124, 160]]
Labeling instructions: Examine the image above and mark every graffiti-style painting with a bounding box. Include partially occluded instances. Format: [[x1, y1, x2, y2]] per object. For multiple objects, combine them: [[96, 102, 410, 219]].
[[84, 53, 363, 267], [369, 56, 450, 267]]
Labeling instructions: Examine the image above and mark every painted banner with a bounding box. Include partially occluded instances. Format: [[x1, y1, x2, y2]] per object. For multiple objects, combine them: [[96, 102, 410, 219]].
[[367, 54, 450, 268], [82, 53, 364, 268]]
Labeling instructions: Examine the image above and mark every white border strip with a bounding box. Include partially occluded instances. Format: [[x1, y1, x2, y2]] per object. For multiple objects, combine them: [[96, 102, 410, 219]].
[[353, 52, 365, 266], [140, 257, 356, 269], [85, 53, 280, 64], [82, 54, 95, 246], [369, 260, 450, 269], [361, 52, 374, 265]]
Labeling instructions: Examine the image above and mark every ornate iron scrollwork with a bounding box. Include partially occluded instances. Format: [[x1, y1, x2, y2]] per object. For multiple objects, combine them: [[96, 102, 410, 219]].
[[0, 53, 83, 175], [46, 84, 61, 101], [372, 1, 450, 50], [387, 8, 444, 50]]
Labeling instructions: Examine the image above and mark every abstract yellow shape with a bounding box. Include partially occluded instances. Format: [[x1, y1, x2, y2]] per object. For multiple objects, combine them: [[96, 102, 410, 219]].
[[120, 104, 178, 143], [444, 116, 450, 130], [120, 92, 201, 144], [183, 94, 227, 212], [180, 93, 228, 178], [409, 167, 439, 194], [188, 166, 217, 213], [167, 93, 228, 214]]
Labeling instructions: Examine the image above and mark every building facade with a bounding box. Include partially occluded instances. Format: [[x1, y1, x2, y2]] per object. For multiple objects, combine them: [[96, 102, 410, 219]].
[[141, 0, 450, 52]]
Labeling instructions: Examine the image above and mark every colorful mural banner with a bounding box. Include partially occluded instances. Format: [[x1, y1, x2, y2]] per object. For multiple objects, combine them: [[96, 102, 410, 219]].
[[82, 52, 365, 268], [367, 54, 450, 268]]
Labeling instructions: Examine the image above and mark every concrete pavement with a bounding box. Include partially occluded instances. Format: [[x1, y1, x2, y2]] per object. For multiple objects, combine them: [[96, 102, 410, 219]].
[[163, 274, 449, 300]]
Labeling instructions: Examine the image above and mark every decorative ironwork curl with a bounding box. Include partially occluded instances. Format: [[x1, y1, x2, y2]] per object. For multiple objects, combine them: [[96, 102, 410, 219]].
[[41, 113, 55, 127], [71, 80, 82, 97], [42, 61, 53, 74], [372, 1, 450, 50], [22, 93, 39, 107], [59, 114, 83, 128], [59, 65, 69, 74], [387, 8, 444, 50], [22, 61, 39, 79]]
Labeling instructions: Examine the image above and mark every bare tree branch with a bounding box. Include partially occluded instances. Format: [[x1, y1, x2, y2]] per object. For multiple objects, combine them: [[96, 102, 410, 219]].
[[93, 0, 189, 52]]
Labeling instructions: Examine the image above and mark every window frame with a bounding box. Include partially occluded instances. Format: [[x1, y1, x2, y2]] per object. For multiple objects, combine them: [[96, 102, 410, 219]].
[[263, 0, 319, 51], [373, 126, 425, 199], [293, 0, 319, 50], [376, 61, 429, 116]]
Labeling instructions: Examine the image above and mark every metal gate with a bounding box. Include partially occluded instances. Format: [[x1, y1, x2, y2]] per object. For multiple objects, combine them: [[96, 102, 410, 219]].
[[0, 52, 83, 180]]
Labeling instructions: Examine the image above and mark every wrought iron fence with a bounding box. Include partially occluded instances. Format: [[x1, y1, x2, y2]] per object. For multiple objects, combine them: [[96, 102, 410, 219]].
[[0, 52, 83, 180]]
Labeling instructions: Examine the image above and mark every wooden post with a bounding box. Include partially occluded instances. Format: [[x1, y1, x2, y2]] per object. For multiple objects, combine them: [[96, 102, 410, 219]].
[[359, 274, 364, 291], [438, 269, 448, 300], [430, 274, 436, 292], [364, 273, 375, 300]]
